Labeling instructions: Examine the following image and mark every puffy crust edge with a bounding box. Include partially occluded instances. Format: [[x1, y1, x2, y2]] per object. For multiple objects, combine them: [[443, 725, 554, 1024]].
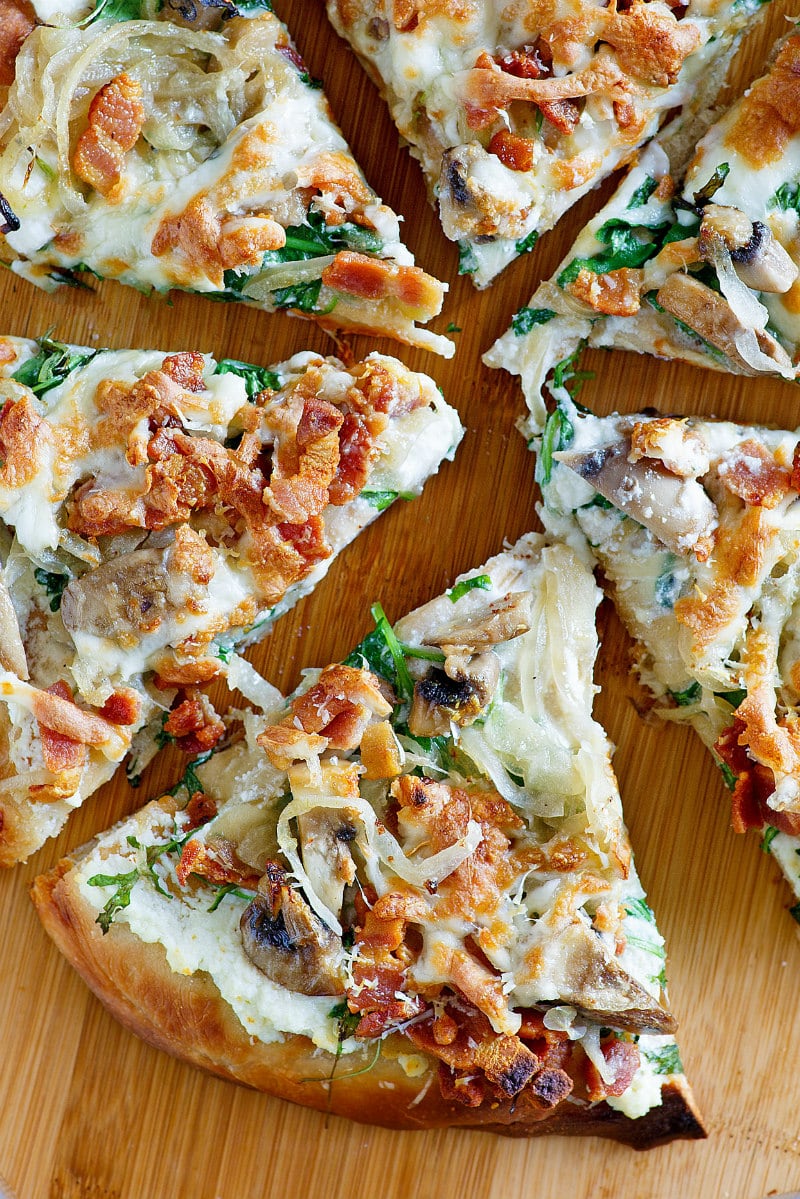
[[32, 844, 705, 1146]]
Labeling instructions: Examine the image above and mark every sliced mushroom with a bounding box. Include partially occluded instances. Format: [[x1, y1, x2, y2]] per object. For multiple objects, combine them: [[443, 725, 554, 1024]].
[[408, 652, 500, 737], [424, 591, 534, 655], [0, 566, 27, 678], [655, 272, 794, 374], [60, 544, 203, 642], [297, 808, 357, 919], [556, 436, 717, 557], [530, 919, 676, 1036], [240, 862, 346, 996], [699, 205, 798, 294]]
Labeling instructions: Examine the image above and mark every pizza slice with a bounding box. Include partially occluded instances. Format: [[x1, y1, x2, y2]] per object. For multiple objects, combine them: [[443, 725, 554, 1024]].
[[32, 533, 703, 1144], [0, 334, 461, 865], [0, 2, 452, 356], [485, 28, 800, 424], [326, 0, 769, 289], [534, 397, 800, 914]]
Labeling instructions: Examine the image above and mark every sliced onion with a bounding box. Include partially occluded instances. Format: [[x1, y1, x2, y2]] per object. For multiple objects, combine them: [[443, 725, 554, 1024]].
[[277, 792, 482, 935], [709, 238, 794, 380], [224, 653, 283, 716]]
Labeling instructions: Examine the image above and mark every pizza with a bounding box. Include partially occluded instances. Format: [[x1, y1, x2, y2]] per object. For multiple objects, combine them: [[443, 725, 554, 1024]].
[[485, 29, 800, 425], [0, 333, 461, 865], [326, 0, 769, 289], [0, 1, 453, 356], [532, 395, 800, 915], [32, 532, 703, 1144]]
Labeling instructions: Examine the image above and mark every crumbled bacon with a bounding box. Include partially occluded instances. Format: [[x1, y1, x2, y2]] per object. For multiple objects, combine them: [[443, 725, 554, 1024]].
[[321, 252, 442, 314], [164, 689, 225, 755], [0, 0, 34, 88], [38, 681, 87, 775], [31, 683, 123, 747], [72, 74, 145, 200], [327, 411, 376, 505], [161, 352, 207, 393], [98, 688, 141, 726], [347, 890, 427, 1037], [719, 440, 790, 509], [152, 196, 285, 286], [714, 717, 800, 835], [289, 663, 392, 751], [583, 1036, 641, 1101], [487, 129, 535, 173], [176, 835, 260, 889], [725, 35, 800, 169], [184, 792, 217, 828]]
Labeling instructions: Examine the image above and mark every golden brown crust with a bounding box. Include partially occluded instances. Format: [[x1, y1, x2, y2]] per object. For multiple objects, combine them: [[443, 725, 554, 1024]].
[[32, 840, 705, 1145]]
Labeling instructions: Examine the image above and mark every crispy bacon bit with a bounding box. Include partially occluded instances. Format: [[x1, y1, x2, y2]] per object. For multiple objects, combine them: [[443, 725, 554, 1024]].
[[0, 342, 17, 366], [30, 684, 121, 747], [73, 74, 145, 200], [39, 681, 87, 775], [321, 252, 443, 315], [568, 266, 642, 316], [539, 98, 582, 134], [184, 791, 217, 828], [0, 0, 35, 89], [602, 3, 701, 87], [152, 659, 221, 688], [98, 688, 141, 726], [164, 689, 225, 755], [719, 440, 790, 509], [176, 835, 260, 889], [583, 1036, 641, 1101], [295, 150, 374, 215], [152, 196, 285, 286], [347, 889, 427, 1037], [327, 411, 376, 505], [0, 394, 52, 489], [288, 663, 392, 751], [161, 352, 206, 393], [714, 717, 800, 835], [487, 129, 535, 173]]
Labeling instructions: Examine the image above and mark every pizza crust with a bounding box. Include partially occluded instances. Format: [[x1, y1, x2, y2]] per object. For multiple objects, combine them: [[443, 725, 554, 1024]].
[[31, 847, 704, 1145]]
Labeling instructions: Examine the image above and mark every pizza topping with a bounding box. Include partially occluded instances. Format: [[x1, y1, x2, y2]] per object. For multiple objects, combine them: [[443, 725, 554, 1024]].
[[163, 690, 226, 756], [321, 252, 443, 316], [584, 1035, 641, 1101], [556, 437, 717, 559], [699, 206, 798, 294], [568, 267, 642, 317], [73, 74, 145, 201], [0, 390, 53, 489], [0, 565, 27, 679], [0, 0, 34, 89], [628, 419, 710, 479], [601, 3, 700, 88], [724, 34, 800, 168], [240, 862, 347, 996], [37, 680, 87, 776], [422, 591, 534, 654], [408, 653, 499, 737], [717, 440, 790, 509]]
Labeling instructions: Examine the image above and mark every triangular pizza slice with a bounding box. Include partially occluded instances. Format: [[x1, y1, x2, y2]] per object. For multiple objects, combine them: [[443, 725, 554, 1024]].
[[536, 397, 800, 914], [33, 533, 702, 1144], [327, 0, 769, 288], [486, 28, 800, 423], [0, 2, 452, 356], [0, 334, 461, 864]]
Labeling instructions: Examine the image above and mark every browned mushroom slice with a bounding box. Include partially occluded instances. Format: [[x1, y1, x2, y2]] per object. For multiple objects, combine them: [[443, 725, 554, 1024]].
[[423, 592, 534, 654], [531, 920, 676, 1036], [655, 272, 794, 374], [297, 808, 358, 919], [556, 437, 717, 558], [0, 565, 27, 678], [699, 205, 798, 294], [240, 862, 346, 996], [408, 652, 500, 737]]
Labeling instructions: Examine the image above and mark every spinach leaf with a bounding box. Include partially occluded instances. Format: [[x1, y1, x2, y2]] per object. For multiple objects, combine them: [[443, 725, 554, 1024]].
[[447, 574, 492, 603], [761, 826, 779, 854], [360, 489, 414, 512], [715, 689, 747, 709], [457, 241, 478, 276], [623, 897, 656, 924], [718, 759, 738, 792], [669, 681, 701, 707], [262, 211, 382, 263], [512, 306, 555, 336], [344, 603, 413, 700], [86, 869, 139, 933], [167, 751, 214, 798], [557, 219, 666, 288], [33, 568, 69, 612], [769, 181, 800, 212], [515, 229, 539, 255], [12, 335, 96, 397], [207, 882, 255, 912], [214, 358, 280, 397], [85, 0, 144, 22], [271, 279, 332, 314], [551, 341, 592, 401], [692, 163, 730, 206], [626, 176, 658, 209], [646, 1044, 683, 1075], [536, 405, 574, 486]]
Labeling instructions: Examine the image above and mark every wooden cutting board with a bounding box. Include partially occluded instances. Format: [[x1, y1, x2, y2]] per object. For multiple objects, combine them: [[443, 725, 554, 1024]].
[[3, 4, 800, 1196]]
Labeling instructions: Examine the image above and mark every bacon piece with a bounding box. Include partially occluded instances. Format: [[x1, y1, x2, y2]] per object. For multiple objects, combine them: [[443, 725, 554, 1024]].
[[583, 1036, 641, 1101], [98, 688, 142, 726], [184, 792, 217, 828], [568, 266, 642, 316], [38, 681, 87, 775], [487, 129, 535, 173], [288, 663, 391, 751], [73, 74, 145, 200], [30, 685, 123, 747], [327, 412, 376, 505], [152, 196, 285, 286], [719, 440, 790, 509], [294, 150, 374, 214], [176, 836, 260, 889], [0, 394, 52, 489], [161, 352, 206, 393], [714, 717, 800, 835], [321, 252, 442, 315], [538, 98, 581, 134], [256, 725, 328, 770], [152, 659, 221, 688], [164, 690, 225, 755], [0, 0, 35, 88]]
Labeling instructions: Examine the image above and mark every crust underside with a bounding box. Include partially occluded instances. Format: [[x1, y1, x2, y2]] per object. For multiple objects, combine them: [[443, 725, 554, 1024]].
[[31, 851, 705, 1146]]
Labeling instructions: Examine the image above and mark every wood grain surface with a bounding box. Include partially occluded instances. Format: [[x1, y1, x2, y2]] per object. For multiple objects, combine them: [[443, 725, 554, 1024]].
[[3, 3, 800, 1196]]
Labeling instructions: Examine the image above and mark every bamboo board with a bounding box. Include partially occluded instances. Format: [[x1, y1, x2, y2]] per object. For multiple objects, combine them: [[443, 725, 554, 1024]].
[[3, 3, 800, 1196]]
